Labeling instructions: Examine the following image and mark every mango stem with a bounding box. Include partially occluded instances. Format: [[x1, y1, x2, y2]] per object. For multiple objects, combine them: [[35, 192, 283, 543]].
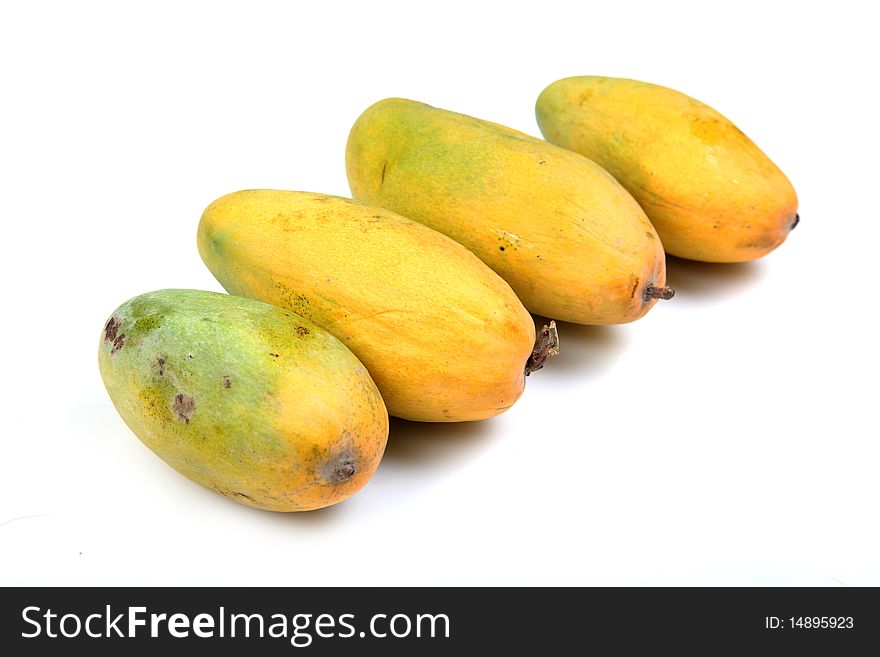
[[525, 321, 559, 375], [644, 285, 675, 300]]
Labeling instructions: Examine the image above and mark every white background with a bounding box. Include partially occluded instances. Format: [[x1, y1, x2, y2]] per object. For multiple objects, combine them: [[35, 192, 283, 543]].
[[2, 0, 878, 586]]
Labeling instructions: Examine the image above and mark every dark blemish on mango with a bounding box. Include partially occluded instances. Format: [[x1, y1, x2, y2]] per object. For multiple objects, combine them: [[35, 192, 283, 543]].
[[275, 283, 313, 319], [629, 277, 639, 300], [321, 453, 357, 484], [538, 158, 546, 165], [110, 333, 126, 354], [186, 352, 194, 360], [499, 246, 505, 251], [645, 231, 655, 239], [318, 433, 359, 485], [155, 357, 166, 376], [790, 213, 800, 230], [380, 161, 388, 185], [217, 488, 255, 503], [295, 326, 310, 337], [737, 234, 779, 250], [172, 393, 195, 423], [104, 316, 120, 344], [223, 375, 232, 389], [269, 353, 280, 358]]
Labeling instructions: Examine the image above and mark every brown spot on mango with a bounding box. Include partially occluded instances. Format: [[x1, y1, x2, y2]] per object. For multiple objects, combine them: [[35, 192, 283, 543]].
[[172, 393, 195, 423], [104, 316, 120, 344], [321, 452, 357, 484], [111, 333, 125, 354]]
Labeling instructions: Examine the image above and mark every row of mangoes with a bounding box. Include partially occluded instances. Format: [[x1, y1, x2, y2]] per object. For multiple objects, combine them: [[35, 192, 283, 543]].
[[99, 76, 798, 512]]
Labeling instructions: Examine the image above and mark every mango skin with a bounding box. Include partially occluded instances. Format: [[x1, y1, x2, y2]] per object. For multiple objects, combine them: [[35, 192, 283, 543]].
[[98, 289, 388, 512], [536, 76, 799, 263], [345, 98, 667, 325], [197, 190, 536, 422]]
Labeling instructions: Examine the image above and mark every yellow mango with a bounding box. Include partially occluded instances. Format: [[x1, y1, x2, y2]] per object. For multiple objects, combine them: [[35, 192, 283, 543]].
[[197, 190, 545, 423], [98, 289, 388, 512], [536, 76, 799, 262], [345, 98, 671, 325]]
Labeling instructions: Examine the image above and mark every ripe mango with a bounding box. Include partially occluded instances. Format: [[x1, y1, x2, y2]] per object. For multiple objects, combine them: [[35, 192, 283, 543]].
[[536, 76, 799, 263], [197, 190, 543, 423], [345, 98, 671, 325], [98, 289, 388, 512]]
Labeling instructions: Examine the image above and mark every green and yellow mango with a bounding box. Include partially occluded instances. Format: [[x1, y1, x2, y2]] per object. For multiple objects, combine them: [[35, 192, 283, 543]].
[[346, 98, 671, 325], [98, 289, 388, 512]]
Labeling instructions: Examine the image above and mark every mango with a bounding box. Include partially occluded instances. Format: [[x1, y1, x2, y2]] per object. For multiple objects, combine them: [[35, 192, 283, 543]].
[[98, 289, 388, 512], [536, 76, 799, 263], [345, 98, 671, 325], [197, 190, 545, 423]]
